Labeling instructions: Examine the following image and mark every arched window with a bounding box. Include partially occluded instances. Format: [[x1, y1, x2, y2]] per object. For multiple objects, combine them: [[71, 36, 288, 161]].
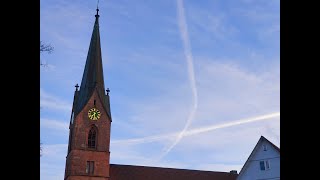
[[88, 127, 97, 149]]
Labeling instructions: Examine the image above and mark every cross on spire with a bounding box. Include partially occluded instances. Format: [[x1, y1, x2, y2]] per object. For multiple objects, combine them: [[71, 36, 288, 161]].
[[95, 8, 99, 18], [75, 84, 79, 91], [106, 88, 110, 95]]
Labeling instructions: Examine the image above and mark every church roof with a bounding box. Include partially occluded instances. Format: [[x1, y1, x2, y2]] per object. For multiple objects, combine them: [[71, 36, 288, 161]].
[[74, 9, 110, 116], [110, 164, 238, 180]]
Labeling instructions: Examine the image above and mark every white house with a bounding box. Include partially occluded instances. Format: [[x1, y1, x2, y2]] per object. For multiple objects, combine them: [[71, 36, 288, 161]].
[[237, 136, 280, 180]]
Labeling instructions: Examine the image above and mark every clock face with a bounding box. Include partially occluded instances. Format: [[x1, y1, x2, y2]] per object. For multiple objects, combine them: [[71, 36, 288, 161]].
[[88, 108, 101, 120]]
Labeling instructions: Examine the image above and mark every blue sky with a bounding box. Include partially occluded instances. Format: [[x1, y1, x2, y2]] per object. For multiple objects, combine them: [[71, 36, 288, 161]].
[[40, 0, 280, 179]]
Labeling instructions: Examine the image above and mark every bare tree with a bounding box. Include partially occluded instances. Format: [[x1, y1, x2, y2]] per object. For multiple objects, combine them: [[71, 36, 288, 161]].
[[40, 41, 54, 156], [40, 41, 54, 67]]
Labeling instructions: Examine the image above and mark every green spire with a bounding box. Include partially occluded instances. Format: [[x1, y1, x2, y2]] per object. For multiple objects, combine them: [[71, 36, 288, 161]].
[[74, 8, 110, 117]]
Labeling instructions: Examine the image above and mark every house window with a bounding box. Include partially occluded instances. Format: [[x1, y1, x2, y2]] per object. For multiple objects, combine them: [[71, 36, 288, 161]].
[[86, 161, 94, 174], [260, 161, 265, 170], [265, 160, 270, 170], [263, 144, 267, 151], [260, 160, 270, 171], [88, 128, 97, 149]]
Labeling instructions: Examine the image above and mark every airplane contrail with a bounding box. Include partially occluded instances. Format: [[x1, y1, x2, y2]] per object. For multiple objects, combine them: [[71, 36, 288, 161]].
[[154, 0, 199, 161], [184, 112, 280, 136], [111, 112, 280, 145]]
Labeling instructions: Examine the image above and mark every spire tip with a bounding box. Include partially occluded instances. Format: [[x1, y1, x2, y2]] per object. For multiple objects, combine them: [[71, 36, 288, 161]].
[[95, 0, 100, 17]]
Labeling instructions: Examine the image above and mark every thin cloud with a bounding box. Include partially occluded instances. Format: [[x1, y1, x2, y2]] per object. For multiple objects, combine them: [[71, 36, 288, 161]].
[[187, 6, 234, 41], [41, 144, 68, 157], [265, 123, 280, 145], [40, 88, 72, 112], [40, 144, 68, 180], [41, 118, 69, 131], [40, 162, 65, 180], [110, 59, 279, 148]]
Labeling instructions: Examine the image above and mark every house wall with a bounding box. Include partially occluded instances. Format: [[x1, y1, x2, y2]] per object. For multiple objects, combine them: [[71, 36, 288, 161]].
[[237, 141, 280, 180]]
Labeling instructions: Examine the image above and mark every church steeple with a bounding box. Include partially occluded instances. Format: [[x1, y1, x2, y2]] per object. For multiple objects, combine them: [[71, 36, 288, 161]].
[[65, 8, 112, 180], [74, 8, 110, 117]]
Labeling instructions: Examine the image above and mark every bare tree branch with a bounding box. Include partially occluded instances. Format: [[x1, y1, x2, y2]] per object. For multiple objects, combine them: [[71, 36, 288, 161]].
[[40, 41, 54, 67], [40, 41, 54, 53]]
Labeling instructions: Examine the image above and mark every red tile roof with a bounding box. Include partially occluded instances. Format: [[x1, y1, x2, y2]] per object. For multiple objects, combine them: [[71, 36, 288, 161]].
[[110, 164, 238, 180]]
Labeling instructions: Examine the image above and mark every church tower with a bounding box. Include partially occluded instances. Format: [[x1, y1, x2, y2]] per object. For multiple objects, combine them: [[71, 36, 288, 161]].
[[64, 8, 112, 180]]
